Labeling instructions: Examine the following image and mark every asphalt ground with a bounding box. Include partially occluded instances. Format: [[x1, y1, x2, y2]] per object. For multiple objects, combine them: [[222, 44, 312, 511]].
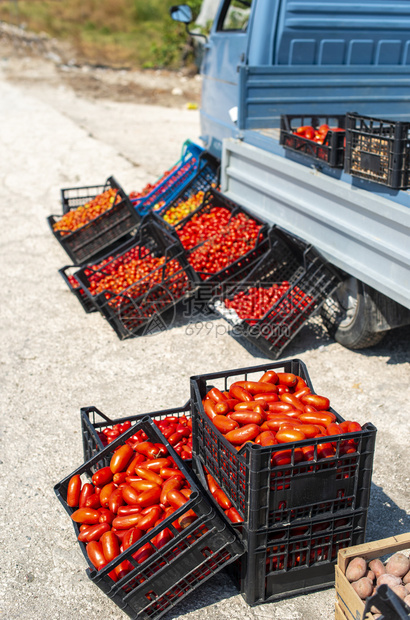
[[0, 59, 409, 620]]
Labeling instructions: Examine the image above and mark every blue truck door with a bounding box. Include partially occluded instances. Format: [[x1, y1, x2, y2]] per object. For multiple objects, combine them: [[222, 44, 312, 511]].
[[200, 0, 254, 156]]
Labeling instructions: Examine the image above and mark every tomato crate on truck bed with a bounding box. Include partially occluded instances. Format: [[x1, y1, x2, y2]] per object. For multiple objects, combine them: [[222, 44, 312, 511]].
[[193, 457, 367, 606], [190, 360, 377, 532], [163, 187, 270, 296], [130, 140, 208, 217], [81, 402, 192, 467], [211, 226, 342, 360], [48, 176, 141, 265], [73, 217, 198, 340], [344, 112, 410, 189], [54, 416, 244, 620], [153, 152, 220, 226], [280, 114, 346, 168]]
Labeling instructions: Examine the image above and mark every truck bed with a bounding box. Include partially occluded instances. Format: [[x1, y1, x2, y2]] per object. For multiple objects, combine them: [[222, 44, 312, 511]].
[[221, 137, 410, 310]]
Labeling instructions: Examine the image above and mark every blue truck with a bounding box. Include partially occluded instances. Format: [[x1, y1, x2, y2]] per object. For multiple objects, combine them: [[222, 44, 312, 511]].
[[171, 0, 410, 350]]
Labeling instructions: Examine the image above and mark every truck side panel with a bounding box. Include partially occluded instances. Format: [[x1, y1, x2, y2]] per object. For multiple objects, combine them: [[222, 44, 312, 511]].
[[221, 139, 410, 311], [238, 65, 410, 129]]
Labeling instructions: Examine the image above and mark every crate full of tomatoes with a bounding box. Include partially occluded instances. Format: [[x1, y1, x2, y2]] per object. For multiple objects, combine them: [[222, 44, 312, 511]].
[[81, 402, 193, 466], [212, 226, 342, 360], [130, 140, 208, 217], [72, 217, 198, 339], [167, 188, 269, 289], [154, 152, 220, 225], [54, 416, 244, 620], [191, 360, 376, 532], [280, 114, 346, 167], [48, 176, 141, 265]]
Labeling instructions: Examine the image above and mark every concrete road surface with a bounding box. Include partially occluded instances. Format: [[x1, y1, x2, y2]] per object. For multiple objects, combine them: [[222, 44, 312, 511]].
[[0, 55, 409, 620]]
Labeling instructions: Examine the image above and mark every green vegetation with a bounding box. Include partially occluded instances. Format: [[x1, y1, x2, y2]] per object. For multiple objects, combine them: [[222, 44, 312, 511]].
[[0, 0, 204, 68]]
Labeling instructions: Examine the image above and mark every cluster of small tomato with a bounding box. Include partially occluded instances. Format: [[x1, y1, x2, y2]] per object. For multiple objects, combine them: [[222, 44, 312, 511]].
[[81, 245, 187, 310], [293, 123, 344, 144], [67, 436, 198, 581], [67, 273, 83, 292], [202, 369, 363, 467], [53, 188, 121, 236], [162, 190, 207, 226], [97, 415, 192, 461], [176, 206, 262, 279], [225, 283, 313, 325]]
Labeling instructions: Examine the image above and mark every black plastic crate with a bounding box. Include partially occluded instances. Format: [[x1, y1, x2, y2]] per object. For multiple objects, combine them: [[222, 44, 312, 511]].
[[344, 112, 410, 188], [212, 226, 342, 360], [190, 360, 377, 531], [167, 188, 269, 290], [154, 152, 220, 226], [230, 509, 367, 606], [81, 402, 192, 467], [192, 457, 367, 605], [59, 265, 98, 314], [54, 416, 244, 620], [48, 176, 141, 264], [280, 114, 346, 168], [74, 217, 198, 340]]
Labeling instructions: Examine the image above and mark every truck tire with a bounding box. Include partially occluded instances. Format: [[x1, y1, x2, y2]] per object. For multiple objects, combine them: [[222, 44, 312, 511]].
[[321, 277, 386, 349]]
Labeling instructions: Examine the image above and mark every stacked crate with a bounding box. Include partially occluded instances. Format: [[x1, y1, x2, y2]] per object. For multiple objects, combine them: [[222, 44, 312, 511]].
[[190, 360, 376, 605]]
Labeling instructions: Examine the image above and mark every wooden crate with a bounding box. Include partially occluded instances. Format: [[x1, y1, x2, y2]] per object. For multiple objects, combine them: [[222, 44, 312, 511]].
[[335, 533, 410, 620], [335, 600, 348, 620]]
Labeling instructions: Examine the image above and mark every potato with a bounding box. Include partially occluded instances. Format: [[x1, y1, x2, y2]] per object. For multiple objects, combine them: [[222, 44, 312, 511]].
[[404, 594, 410, 606], [392, 585, 407, 600], [377, 573, 402, 588], [368, 558, 386, 579], [365, 569, 375, 583], [346, 556, 367, 582], [403, 569, 410, 584], [385, 553, 410, 578], [351, 577, 373, 599], [405, 582, 410, 594]]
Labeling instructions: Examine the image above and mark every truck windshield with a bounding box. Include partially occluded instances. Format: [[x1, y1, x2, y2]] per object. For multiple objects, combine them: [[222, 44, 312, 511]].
[[219, 0, 253, 32]]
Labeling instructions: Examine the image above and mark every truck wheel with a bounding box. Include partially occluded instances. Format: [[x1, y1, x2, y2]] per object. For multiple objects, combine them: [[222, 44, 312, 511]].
[[321, 277, 386, 349]]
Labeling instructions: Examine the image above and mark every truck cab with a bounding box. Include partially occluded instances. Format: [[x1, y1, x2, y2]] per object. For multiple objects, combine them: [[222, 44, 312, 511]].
[[171, 1, 410, 349]]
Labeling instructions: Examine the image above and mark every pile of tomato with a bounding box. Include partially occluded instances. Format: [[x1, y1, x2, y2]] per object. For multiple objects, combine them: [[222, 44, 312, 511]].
[[162, 189, 208, 226], [202, 369, 363, 466], [176, 206, 262, 279], [293, 123, 344, 144], [67, 433, 197, 581], [53, 188, 121, 236], [97, 415, 192, 460], [81, 245, 188, 311]]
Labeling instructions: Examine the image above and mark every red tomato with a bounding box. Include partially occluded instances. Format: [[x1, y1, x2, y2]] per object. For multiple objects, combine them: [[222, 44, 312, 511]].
[[92, 466, 113, 487], [110, 445, 135, 474], [276, 429, 306, 443], [100, 531, 120, 563], [67, 475, 82, 508], [86, 541, 107, 570], [71, 507, 100, 525], [224, 423, 260, 445]]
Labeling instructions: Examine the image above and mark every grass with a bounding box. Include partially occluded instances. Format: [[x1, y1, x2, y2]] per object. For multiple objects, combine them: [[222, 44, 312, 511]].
[[0, 0, 203, 68]]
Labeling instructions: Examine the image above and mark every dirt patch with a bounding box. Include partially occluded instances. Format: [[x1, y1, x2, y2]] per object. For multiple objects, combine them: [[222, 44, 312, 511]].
[[0, 21, 202, 107]]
